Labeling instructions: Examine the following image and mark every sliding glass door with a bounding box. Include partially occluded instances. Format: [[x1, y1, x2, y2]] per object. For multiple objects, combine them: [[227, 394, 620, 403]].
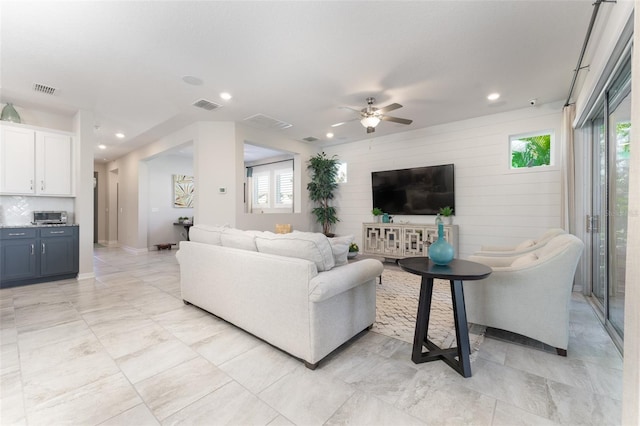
[[589, 58, 631, 346]]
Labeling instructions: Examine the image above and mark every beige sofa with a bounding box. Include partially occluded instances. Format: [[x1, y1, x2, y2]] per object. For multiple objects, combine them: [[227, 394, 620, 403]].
[[176, 225, 384, 369]]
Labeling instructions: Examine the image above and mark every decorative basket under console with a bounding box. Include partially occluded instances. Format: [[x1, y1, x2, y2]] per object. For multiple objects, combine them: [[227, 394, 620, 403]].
[[362, 222, 458, 259]]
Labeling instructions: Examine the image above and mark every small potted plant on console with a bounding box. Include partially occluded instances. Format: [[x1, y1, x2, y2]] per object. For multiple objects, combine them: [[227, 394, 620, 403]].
[[348, 242, 359, 258], [371, 207, 383, 222], [438, 206, 454, 224]]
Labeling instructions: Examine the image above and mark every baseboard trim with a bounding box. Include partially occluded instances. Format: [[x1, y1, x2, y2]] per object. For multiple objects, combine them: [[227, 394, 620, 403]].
[[77, 272, 95, 281]]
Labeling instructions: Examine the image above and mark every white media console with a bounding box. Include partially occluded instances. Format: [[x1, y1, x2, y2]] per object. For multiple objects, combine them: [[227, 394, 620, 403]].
[[362, 222, 459, 259]]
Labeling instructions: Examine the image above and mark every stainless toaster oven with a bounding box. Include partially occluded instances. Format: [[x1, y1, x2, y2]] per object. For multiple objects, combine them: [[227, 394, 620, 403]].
[[33, 211, 68, 225]]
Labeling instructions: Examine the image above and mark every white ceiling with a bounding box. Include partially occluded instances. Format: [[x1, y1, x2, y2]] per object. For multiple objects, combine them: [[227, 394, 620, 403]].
[[0, 1, 595, 162]]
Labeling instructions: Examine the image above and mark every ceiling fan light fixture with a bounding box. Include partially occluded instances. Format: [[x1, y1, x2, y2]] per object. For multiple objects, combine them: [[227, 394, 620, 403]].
[[361, 116, 380, 129]]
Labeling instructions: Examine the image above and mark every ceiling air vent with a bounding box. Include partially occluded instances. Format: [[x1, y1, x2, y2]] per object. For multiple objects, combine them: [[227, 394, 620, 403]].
[[243, 113, 293, 130], [193, 99, 221, 111], [32, 83, 56, 95], [302, 136, 319, 142]]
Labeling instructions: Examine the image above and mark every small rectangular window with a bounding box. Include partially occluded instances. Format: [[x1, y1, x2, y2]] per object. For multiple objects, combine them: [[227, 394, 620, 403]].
[[337, 162, 347, 183], [248, 160, 294, 213], [510, 131, 554, 169]]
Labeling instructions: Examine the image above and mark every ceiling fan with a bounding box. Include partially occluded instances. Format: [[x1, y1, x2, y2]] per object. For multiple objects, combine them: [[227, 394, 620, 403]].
[[333, 97, 413, 134]]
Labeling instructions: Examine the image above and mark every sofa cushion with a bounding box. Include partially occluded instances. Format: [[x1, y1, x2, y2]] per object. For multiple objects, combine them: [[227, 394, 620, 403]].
[[255, 232, 335, 272], [189, 225, 227, 245], [328, 235, 354, 267], [220, 228, 258, 251], [511, 252, 538, 268], [515, 239, 535, 250]]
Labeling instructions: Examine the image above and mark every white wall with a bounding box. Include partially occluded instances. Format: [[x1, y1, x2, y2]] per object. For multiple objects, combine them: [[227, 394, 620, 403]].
[[146, 154, 194, 248], [105, 123, 199, 251], [574, 1, 634, 125], [0, 103, 74, 133], [323, 103, 564, 259], [193, 122, 237, 226], [235, 124, 317, 232]]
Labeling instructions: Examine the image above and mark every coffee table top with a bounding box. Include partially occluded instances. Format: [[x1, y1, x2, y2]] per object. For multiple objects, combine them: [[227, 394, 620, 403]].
[[398, 257, 492, 281]]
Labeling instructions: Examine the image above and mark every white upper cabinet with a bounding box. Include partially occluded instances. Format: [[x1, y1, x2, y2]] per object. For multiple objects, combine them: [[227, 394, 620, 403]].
[[35, 132, 72, 195], [0, 126, 35, 194], [0, 123, 74, 196]]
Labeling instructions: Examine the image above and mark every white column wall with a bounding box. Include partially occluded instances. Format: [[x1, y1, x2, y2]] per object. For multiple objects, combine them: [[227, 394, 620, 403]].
[[193, 122, 237, 226], [73, 110, 96, 278]]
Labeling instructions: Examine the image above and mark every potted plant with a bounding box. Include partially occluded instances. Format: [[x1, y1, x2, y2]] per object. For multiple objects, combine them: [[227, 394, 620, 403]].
[[348, 242, 359, 258], [438, 206, 454, 224], [307, 152, 340, 236], [371, 207, 383, 222]]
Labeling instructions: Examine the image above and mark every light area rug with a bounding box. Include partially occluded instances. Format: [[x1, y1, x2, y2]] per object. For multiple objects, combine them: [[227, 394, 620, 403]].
[[372, 268, 486, 354]]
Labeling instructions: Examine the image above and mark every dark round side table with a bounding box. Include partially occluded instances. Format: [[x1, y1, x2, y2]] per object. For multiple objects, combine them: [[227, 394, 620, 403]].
[[398, 257, 492, 378]]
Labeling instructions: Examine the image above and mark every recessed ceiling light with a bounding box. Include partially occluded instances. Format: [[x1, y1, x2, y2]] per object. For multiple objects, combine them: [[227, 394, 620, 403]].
[[220, 92, 232, 101], [98, 144, 107, 150], [182, 75, 203, 86], [115, 133, 125, 139], [326, 132, 334, 138], [487, 93, 500, 101]]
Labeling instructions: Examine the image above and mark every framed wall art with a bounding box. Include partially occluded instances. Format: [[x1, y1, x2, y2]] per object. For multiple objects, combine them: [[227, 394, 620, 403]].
[[173, 174, 194, 208]]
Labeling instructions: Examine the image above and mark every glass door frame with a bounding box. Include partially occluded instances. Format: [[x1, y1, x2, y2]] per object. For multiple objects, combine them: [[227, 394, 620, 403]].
[[587, 57, 631, 352]]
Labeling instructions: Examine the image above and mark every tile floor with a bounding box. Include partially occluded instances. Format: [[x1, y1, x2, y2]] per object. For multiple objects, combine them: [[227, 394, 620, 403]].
[[0, 246, 624, 425]]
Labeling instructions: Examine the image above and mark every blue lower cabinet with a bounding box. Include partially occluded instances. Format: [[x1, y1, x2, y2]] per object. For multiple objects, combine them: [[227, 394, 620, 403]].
[[0, 226, 79, 288]]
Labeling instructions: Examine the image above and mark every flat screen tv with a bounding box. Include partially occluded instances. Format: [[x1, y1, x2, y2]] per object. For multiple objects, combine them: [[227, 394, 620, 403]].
[[371, 164, 455, 215]]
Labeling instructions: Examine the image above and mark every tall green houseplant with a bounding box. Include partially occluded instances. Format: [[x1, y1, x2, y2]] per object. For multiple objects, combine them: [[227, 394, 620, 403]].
[[307, 152, 340, 235]]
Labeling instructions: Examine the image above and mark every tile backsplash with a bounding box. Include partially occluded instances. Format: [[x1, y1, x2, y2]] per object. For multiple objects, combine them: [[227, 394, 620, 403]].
[[0, 195, 75, 225]]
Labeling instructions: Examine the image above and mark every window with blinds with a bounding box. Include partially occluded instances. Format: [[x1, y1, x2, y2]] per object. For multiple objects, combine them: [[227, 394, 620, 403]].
[[248, 160, 294, 213]]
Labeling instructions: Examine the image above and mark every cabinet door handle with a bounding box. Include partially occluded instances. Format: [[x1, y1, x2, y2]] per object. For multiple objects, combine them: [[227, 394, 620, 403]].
[[31, 244, 35, 255], [8, 232, 26, 236], [41, 180, 45, 191], [30, 180, 33, 191], [41, 242, 45, 254], [49, 231, 65, 234]]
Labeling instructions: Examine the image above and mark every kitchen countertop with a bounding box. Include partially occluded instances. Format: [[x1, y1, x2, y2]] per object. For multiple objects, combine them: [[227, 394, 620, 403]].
[[0, 224, 79, 229]]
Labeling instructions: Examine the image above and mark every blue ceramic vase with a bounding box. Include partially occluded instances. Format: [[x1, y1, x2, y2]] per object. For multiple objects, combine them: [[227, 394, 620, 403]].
[[429, 220, 454, 265]]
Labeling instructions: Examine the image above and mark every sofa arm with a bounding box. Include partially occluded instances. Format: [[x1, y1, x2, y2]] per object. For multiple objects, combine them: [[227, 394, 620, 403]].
[[309, 259, 383, 303]]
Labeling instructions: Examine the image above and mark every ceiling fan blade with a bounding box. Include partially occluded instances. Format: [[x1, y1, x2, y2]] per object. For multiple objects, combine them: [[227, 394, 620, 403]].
[[338, 106, 364, 114], [377, 103, 402, 114], [381, 115, 413, 125], [331, 117, 359, 127]]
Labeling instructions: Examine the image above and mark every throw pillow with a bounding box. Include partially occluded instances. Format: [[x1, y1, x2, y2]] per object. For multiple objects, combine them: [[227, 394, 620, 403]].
[[255, 232, 335, 272], [188, 224, 228, 245], [328, 235, 354, 267]]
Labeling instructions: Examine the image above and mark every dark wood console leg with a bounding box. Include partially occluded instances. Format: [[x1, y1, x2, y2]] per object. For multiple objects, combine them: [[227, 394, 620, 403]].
[[556, 348, 567, 357], [304, 361, 318, 370]]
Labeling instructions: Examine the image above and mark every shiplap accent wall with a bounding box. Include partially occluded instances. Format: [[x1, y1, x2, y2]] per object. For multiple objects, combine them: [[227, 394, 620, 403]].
[[323, 104, 564, 259]]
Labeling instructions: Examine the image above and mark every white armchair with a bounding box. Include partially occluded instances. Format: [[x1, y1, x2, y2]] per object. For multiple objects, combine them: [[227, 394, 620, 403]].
[[464, 233, 584, 355], [473, 228, 566, 257]]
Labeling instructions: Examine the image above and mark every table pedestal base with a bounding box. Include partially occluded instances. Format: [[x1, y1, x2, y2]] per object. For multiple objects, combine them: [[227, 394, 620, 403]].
[[412, 277, 472, 377]]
